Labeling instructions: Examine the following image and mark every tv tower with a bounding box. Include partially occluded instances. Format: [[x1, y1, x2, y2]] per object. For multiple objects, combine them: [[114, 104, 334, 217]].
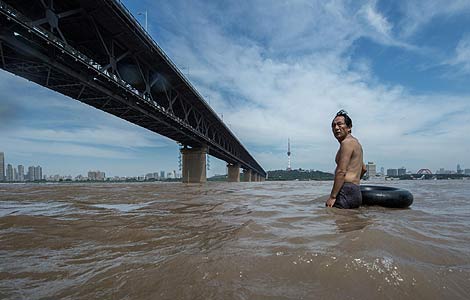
[[287, 138, 291, 171]]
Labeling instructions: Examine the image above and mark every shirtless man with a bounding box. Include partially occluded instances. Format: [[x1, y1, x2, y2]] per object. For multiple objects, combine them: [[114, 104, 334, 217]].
[[326, 110, 367, 209]]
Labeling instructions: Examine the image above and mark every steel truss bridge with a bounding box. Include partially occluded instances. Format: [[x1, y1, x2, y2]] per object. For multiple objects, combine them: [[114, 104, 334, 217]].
[[0, 0, 266, 178]]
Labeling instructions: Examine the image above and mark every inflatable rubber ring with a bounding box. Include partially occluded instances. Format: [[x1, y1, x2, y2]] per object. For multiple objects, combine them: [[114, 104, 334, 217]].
[[360, 185, 413, 208]]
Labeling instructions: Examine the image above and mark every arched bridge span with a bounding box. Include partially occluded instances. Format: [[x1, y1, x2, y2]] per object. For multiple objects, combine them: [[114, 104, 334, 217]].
[[417, 169, 433, 175]]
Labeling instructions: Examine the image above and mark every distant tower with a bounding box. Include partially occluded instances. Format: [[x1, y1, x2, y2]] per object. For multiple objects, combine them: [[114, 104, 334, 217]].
[[287, 138, 292, 171]]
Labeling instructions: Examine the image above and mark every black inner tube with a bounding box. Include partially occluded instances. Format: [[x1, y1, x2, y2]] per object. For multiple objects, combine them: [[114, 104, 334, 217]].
[[360, 185, 413, 208]]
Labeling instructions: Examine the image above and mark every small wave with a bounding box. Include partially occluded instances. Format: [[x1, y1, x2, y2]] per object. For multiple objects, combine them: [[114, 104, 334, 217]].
[[90, 201, 156, 213], [0, 201, 71, 217]]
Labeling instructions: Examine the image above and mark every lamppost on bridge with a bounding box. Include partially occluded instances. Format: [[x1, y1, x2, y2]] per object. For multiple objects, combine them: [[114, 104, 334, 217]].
[[137, 10, 148, 31]]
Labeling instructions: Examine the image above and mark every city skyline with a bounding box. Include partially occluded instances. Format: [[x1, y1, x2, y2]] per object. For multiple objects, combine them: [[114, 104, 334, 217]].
[[1, 150, 466, 181], [1, 1, 470, 176], [0, 151, 182, 181]]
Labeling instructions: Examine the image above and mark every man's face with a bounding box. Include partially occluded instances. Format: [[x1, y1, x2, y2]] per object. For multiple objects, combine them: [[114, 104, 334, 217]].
[[332, 116, 350, 141]]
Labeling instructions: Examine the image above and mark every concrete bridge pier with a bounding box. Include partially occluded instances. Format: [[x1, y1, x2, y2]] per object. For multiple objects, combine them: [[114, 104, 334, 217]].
[[242, 169, 252, 182], [253, 173, 259, 182], [181, 146, 207, 183], [227, 163, 240, 182]]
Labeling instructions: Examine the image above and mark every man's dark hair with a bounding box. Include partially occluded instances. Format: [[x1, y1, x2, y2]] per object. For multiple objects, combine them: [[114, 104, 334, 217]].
[[335, 109, 352, 128]]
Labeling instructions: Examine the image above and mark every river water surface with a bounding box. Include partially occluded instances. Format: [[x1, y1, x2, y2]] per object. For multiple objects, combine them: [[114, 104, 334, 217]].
[[1, 180, 469, 299]]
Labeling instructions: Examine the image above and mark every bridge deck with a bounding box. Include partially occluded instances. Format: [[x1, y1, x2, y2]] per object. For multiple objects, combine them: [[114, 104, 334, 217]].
[[0, 0, 265, 176]]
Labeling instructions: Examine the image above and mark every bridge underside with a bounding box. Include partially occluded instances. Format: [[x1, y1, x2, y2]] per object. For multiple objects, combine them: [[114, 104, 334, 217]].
[[0, 0, 266, 181]]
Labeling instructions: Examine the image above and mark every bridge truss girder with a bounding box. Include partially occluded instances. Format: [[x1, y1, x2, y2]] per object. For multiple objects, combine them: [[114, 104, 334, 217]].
[[0, 0, 265, 177]]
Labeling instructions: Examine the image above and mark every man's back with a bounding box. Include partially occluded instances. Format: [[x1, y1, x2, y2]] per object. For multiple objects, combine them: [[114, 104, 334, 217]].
[[335, 135, 363, 184], [327, 110, 365, 209]]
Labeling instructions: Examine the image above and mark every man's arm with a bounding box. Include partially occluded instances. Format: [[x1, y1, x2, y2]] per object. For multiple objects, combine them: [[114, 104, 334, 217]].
[[326, 140, 354, 207], [360, 163, 367, 179]]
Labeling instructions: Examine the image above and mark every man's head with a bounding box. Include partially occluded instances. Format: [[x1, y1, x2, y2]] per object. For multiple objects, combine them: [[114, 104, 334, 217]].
[[332, 109, 352, 141]]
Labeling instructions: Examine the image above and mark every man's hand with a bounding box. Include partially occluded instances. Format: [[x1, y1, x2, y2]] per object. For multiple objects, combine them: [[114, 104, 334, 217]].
[[326, 196, 336, 207]]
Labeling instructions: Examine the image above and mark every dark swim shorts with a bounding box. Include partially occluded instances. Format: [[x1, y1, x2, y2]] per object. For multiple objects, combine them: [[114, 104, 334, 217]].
[[334, 182, 362, 209]]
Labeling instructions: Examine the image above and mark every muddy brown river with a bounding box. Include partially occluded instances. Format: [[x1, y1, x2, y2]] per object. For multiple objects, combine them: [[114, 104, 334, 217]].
[[1, 180, 469, 299]]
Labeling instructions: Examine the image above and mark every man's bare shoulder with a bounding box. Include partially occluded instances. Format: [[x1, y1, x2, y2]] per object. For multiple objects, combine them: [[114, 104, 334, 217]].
[[340, 135, 359, 147]]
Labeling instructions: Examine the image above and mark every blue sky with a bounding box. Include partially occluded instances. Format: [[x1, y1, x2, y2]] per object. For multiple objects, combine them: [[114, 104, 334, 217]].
[[1, 0, 470, 177]]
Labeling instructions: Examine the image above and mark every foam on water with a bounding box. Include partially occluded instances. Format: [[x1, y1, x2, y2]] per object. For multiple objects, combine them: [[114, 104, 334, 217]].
[[0, 200, 71, 217], [90, 201, 156, 213]]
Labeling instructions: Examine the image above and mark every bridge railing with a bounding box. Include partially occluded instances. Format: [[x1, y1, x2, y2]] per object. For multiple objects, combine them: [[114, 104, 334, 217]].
[[110, 0, 255, 159]]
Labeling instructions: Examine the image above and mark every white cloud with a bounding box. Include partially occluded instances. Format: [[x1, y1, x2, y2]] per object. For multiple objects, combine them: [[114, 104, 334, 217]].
[[361, 2, 393, 37], [445, 34, 470, 73], [0, 69, 173, 158], [0, 137, 133, 159], [3, 0, 470, 175], [147, 0, 470, 171], [354, 1, 416, 50], [398, 0, 470, 38], [9, 126, 168, 149], [0, 124, 171, 161]]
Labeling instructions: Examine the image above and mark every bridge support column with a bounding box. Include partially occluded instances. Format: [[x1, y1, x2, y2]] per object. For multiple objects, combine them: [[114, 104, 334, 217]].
[[253, 173, 259, 182], [181, 146, 207, 183], [242, 169, 252, 182], [227, 163, 240, 182]]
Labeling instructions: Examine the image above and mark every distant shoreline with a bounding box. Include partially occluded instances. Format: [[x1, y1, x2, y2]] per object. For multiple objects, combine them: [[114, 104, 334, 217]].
[[1, 173, 468, 184]]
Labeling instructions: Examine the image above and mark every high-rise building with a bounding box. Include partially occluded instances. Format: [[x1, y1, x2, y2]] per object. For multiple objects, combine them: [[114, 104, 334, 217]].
[[465, 169, 470, 176], [0, 152, 4, 181], [398, 167, 406, 176], [27, 166, 35, 181], [88, 170, 105, 181], [160, 170, 165, 179], [387, 169, 398, 176], [34, 166, 43, 181], [18, 165, 25, 182], [457, 164, 463, 174], [26, 166, 43, 181], [366, 162, 376, 178], [6, 164, 14, 182]]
